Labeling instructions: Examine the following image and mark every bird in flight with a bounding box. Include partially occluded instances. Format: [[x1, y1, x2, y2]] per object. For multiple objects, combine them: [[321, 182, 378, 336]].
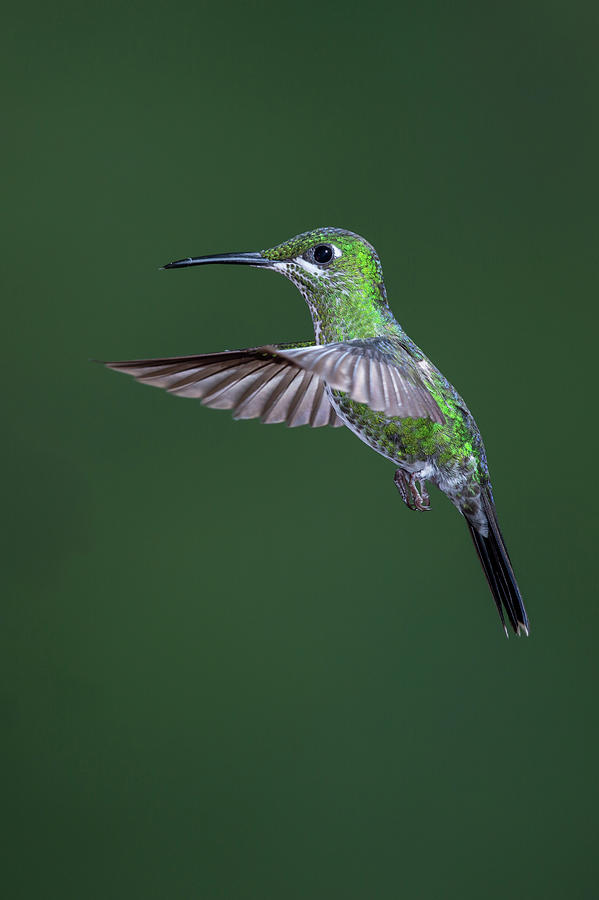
[[104, 227, 529, 637]]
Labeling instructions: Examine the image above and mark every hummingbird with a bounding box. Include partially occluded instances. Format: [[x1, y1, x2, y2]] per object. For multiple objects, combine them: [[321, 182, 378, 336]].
[[105, 228, 529, 637]]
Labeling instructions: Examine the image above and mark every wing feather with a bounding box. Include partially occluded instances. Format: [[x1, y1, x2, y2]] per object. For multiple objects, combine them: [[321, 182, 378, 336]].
[[285, 370, 316, 427], [261, 369, 303, 424], [232, 367, 288, 419]]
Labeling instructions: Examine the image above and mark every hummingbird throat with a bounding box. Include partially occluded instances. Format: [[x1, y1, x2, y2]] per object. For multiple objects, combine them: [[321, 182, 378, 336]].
[[272, 258, 397, 344]]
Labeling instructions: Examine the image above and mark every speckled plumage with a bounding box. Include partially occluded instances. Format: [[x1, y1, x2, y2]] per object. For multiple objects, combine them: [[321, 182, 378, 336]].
[[105, 227, 529, 637]]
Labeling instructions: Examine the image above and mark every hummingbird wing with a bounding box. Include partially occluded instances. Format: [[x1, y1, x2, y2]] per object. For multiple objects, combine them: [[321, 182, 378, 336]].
[[273, 339, 445, 424], [103, 343, 344, 428]]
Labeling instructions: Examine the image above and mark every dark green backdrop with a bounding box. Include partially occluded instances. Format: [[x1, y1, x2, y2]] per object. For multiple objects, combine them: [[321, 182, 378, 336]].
[[3, 2, 598, 897]]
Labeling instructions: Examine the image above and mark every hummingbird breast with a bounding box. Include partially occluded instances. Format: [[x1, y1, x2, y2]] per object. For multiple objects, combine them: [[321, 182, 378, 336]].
[[327, 385, 488, 526]]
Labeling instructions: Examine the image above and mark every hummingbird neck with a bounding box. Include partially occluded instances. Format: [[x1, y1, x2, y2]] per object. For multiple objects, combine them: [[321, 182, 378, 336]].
[[277, 263, 403, 343], [309, 299, 404, 344]]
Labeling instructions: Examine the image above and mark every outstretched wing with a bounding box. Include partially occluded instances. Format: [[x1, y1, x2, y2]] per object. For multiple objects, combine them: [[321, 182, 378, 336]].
[[104, 338, 444, 427], [104, 343, 344, 428]]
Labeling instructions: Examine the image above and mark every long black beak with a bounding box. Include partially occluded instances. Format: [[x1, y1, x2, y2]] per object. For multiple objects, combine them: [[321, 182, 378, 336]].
[[161, 251, 272, 270]]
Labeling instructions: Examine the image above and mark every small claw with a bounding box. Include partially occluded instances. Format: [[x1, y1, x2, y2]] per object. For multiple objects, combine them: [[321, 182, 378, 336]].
[[394, 470, 431, 512]]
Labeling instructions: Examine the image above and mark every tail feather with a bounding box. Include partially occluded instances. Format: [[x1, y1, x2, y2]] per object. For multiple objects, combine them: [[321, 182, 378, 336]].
[[467, 489, 529, 638]]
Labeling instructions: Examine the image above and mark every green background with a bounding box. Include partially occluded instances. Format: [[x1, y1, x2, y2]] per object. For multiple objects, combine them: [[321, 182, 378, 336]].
[[3, 2, 598, 897]]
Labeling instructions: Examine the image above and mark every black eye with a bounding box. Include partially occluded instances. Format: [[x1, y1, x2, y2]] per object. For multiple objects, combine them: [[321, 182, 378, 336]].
[[313, 244, 333, 264]]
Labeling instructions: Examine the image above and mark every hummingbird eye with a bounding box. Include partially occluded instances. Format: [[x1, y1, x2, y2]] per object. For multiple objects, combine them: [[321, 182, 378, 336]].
[[312, 244, 334, 265]]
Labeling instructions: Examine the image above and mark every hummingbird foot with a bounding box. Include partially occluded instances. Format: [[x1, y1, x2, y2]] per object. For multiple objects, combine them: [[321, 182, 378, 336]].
[[394, 469, 431, 512]]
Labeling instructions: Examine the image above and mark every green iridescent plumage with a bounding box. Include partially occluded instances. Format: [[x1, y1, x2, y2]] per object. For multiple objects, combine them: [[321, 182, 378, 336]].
[[105, 227, 529, 637]]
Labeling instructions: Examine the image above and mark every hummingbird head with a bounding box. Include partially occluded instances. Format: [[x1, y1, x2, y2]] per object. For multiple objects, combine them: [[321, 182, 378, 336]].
[[261, 226, 388, 308], [163, 227, 396, 342]]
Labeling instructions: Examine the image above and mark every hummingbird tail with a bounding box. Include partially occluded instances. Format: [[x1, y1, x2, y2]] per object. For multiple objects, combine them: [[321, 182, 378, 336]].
[[467, 490, 529, 638]]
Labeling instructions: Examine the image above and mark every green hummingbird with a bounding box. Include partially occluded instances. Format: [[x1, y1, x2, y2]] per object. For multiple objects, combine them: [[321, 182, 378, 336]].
[[105, 228, 529, 637]]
